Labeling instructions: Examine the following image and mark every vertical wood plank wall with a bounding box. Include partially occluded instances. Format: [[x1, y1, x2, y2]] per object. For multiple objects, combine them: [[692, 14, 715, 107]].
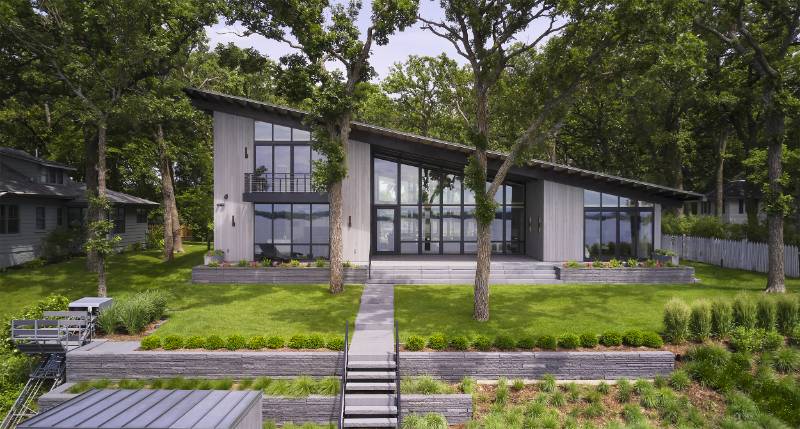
[[541, 180, 584, 261], [213, 112, 254, 262], [525, 180, 544, 260], [654, 204, 662, 250], [341, 139, 371, 264]]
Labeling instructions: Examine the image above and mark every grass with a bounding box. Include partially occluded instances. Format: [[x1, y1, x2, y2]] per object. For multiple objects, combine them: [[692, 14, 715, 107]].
[[68, 376, 340, 397], [0, 244, 362, 336], [395, 263, 800, 337]]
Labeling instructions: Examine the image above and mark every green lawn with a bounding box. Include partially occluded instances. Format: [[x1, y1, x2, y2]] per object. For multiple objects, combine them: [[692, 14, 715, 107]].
[[394, 263, 800, 338], [0, 244, 362, 336]]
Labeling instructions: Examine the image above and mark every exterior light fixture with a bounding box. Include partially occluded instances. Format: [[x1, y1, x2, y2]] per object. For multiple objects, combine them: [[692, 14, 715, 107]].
[[232, 215, 236, 227], [244, 147, 248, 159]]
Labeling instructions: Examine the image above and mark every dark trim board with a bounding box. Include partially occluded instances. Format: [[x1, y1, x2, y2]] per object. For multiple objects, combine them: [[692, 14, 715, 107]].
[[243, 192, 328, 203]]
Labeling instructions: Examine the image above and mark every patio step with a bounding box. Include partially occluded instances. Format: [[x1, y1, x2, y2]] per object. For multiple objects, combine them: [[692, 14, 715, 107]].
[[347, 370, 395, 380], [345, 394, 396, 406], [343, 417, 397, 427], [345, 405, 398, 415], [346, 382, 396, 392], [348, 360, 396, 370]]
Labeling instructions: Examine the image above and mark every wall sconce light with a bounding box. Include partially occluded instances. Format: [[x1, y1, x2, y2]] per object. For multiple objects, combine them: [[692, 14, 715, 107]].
[[538, 217, 543, 233], [232, 215, 236, 227], [244, 147, 249, 159], [348, 216, 352, 228], [216, 203, 225, 208], [224, 194, 229, 200]]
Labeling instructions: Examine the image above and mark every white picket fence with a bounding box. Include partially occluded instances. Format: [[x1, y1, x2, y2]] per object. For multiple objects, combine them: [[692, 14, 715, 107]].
[[662, 235, 800, 278]]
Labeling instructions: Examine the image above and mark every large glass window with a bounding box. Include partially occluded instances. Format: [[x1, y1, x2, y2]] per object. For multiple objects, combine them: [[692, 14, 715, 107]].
[[583, 191, 654, 260], [254, 203, 329, 260], [374, 159, 398, 204]]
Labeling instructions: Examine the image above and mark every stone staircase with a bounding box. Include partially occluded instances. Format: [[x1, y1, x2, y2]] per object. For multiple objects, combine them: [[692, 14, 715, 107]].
[[368, 260, 560, 284]]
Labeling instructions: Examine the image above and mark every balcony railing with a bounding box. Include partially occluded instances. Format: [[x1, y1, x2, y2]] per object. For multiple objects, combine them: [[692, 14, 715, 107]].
[[244, 173, 314, 193]]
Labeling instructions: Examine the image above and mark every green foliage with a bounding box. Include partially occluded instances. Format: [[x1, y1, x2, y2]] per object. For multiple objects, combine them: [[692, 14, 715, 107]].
[[642, 331, 665, 348], [459, 377, 477, 394], [266, 335, 285, 349], [472, 335, 492, 351], [669, 369, 691, 391], [616, 379, 632, 403], [690, 300, 713, 341], [246, 335, 267, 350], [663, 298, 691, 344], [40, 227, 85, 262], [405, 335, 426, 351], [225, 334, 247, 350], [756, 296, 777, 331], [162, 335, 184, 350], [314, 257, 326, 268], [557, 333, 580, 349], [711, 299, 734, 338], [622, 329, 644, 347], [139, 335, 161, 350], [401, 413, 447, 429], [97, 304, 120, 335], [599, 331, 622, 347], [539, 374, 556, 393], [325, 336, 344, 351], [494, 335, 516, 350], [117, 298, 151, 335], [261, 258, 272, 268], [287, 334, 308, 349], [185, 335, 206, 349], [579, 333, 598, 348], [84, 196, 122, 258], [427, 333, 448, 350], [237, 259, 248, 267], [495, 377, 509, 405], [449, 335, 470, 351], [536, 335, 557, 350], [306, 334, 325, 349], [729, 328, 765, 352], [204, 335, 224, 350], [733, 294, 758, 329], [401, 376, 455, 395], [775, 295, 799, 335], [516, 336, 535, 349]]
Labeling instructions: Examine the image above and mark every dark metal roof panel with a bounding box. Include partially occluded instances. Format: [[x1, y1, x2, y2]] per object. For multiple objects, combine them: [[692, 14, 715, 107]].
[[18, 390, 261, 429], [183, 87, 703, 202], [0, 147, 77, 170]]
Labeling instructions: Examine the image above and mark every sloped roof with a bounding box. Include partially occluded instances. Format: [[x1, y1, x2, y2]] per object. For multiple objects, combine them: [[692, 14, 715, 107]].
[[706, 179, 761, 199], [0, 147, 76, 170], [69, 185, 159, 206], [184, 87, 703, 203]]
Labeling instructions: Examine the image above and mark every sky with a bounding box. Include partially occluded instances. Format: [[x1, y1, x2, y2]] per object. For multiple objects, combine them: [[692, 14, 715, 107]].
[[205, 1, 557, 79]]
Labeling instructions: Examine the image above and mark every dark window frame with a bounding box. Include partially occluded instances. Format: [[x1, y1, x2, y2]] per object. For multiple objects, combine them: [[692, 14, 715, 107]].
[[35, 207, 46, 230], [136, 208, 148, 223], [253, 203, 330, 260], [583, 192, 655, 261], [111, 207, 125, 234]]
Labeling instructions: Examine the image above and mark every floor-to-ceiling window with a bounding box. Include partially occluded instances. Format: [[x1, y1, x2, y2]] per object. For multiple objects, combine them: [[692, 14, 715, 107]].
[[583, 190, 654, 260], [373, 156, 524, 255]]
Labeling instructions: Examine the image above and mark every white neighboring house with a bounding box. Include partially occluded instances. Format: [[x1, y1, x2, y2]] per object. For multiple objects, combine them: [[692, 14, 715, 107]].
[[688, 179, 765, 224], [0, 147, 158, 268]]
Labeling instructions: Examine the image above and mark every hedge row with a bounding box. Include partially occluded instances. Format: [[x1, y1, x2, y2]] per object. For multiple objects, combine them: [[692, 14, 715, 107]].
[[403, 330, 664, 351], [139, 333, 345, 351]]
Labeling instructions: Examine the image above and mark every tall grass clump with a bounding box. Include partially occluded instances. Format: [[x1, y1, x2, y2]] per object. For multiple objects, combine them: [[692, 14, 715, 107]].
[[116, 298, 151, 334], [756, 295, 777, 331], [97, 304, 120, 334], [733, 294, 757, 329], [711, 299, 734, 338], [690, 300, 712, 341], [663, 298, 691, 344], [776, 295, 799, 335]]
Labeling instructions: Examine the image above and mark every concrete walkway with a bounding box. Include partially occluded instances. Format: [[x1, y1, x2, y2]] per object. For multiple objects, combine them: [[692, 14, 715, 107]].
[[349, 282, 395, 360]]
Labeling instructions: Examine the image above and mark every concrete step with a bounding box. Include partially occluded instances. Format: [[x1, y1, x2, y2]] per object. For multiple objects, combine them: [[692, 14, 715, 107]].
[[346, 382, 396, 392], [343, 417, 397, 427], [347, 371, 395, 380], [348, 360, 396, 370], [345, 394, 396, 406], [345, 405, 397, 415], [366, 278, 561, 285]]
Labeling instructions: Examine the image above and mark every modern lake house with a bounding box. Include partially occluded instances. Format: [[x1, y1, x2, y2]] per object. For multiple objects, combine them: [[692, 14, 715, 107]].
[[186, 88, 702, 265]]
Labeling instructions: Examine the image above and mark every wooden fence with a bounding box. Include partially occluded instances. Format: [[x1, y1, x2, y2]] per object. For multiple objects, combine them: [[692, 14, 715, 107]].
[[662, 235, 800, 278]]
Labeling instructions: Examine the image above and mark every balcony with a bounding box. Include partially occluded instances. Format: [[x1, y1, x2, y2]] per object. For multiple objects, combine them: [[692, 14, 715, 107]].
[[243, 173, 327, 203]]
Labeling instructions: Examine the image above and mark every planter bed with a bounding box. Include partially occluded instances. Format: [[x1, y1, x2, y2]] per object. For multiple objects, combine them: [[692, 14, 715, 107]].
[[556, 266, 695, 283], [39, 384, 472, 425], [191, 266, 368, 284]]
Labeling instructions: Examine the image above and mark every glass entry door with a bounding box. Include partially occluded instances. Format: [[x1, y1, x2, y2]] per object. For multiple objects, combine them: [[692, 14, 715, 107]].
[[375, 208, 398, 253]]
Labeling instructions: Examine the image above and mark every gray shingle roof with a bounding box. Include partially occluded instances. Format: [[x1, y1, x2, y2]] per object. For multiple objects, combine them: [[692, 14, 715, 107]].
[[18, 389, 261, 429], [0, 147, 76, 170]]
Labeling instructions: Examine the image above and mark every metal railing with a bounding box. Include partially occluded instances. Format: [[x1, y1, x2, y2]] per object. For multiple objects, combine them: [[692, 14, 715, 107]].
[[338, 321, 349, 429], [244, 173, 314, 193], [395, 321, 401, 429]]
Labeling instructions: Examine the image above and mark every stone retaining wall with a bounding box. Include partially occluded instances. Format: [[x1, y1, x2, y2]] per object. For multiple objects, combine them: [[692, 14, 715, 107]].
[[556, 267, 695, 283], [39, 386, 472, 425], [191, 266, 368, 284], [401, 351, 675, 381]]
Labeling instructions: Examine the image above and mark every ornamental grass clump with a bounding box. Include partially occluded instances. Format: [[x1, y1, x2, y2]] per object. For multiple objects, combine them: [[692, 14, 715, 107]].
[[690, 300, 713, 342], [756, 296, 777, 331], [733, 294, 757, 329], [776, 295, 799, 335], [711, 299, 734, 338], [663, 298, 691, 344], [669, 369, 691, 391], [539, 374, 556, 393]]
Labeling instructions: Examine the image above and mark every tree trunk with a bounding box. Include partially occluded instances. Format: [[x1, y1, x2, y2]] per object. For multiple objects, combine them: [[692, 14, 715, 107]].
[[764, 86, 785, 293], [328, 180, 344, 294], [169, 161, 184, 253], [84, 127, 99, 272], [473, 84, 491, 321], [96, 121, 108, 297], [715, 131, 728, 218], [157, 124, 175, 261]]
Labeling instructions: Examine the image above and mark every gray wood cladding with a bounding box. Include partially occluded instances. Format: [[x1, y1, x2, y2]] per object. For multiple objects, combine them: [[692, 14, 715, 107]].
[[341, 139, 371, 264], [213, 112, 254, 262], [541, 180, 584, 261]]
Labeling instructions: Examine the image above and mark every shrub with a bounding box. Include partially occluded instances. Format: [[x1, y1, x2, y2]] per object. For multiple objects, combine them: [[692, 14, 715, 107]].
[[770, 347, 800, 373], [326, 336, 345, 351], [762, 330, 783, 351], [185, 335, 206, 349], [260, 258, 272, 267], [729, 327, 763, 352], [162, 335, 184, 350], [314, 257, 326, 268], [306, 334, 326, 349], [599, 331, 622, 347], [266, 335, 285, 349], [287, 334, 308, 349], [756, 296, 777, 331], [725, 391, 759, 421], [516, 336, 535, 349], [427, 333, 448, 350], [225, 334, 247, 351], [448, 336, 469, 351], [405, 335, 425, 351], [116, 298, 151, 334], [139, 335, 161, 350], [733, 294, 757, 329], [140, 289, 169, 321], [776, 295, 799, 335], [690, 300, 712, 341], [641, 332, 664, 348], [204, 335, 224, 350], [536, 335, 557, 350], [557, 333, 580, 349], [246, 336, 268, 350], [622, 329, 644, 347], [289, 259, 301, 267], [97, 304, 120, 335], [579, 333, 598, 348], [663, 298, 691, 344], [539, 374, 556, 393], [711, 299, 734, 338], [472, 335, 492, 351], [237, 259, 248, 267], [669, 369, 691, 390], [494, 335, 516, 350]]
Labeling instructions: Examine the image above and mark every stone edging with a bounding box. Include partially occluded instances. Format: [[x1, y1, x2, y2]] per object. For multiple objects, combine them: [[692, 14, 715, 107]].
[[39, 384, 472, 425], [191, 266, 368, 284], [556, 266, 695, 283]]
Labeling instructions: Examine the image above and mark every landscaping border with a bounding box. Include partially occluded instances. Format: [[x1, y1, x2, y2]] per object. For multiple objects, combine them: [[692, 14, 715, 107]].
[[556, 266, 695, 283], [38, 385, 472, 425], [191, 266, 368, 284]]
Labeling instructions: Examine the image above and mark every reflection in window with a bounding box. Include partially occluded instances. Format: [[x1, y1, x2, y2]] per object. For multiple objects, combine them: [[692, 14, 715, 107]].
[[400, 207, 419, 241], [584, 190, 654, 260], [292, 204, 310, 243], [293, 128, 311, 141], [463, 206, 477, 241], [255, 122, 272, 141], [442, 206, 460, 241], [254, 203, 329, 260], [442, 175, 461, 204], [422, 169, 440, 205], [400, 164, 419, 204], [311, 204, 329, 243], [274, 125, 291, 141], [374, 159, 397, 204]]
